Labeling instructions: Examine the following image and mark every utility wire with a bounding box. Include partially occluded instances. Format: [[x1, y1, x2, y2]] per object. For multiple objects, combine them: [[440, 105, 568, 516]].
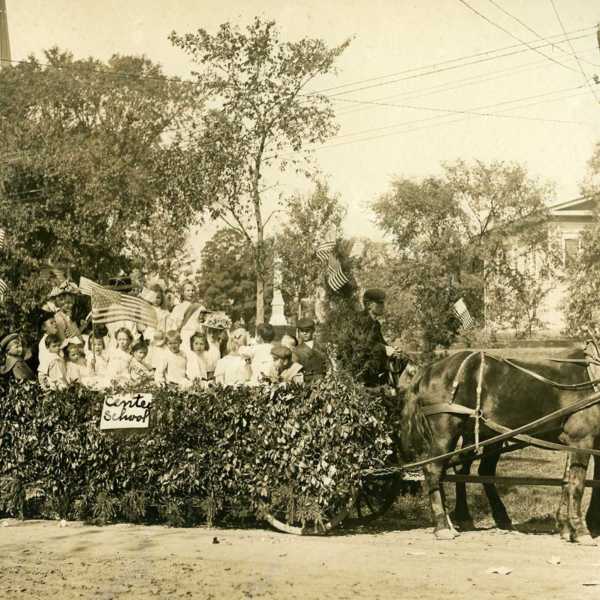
[[487, 0, 600, 68], [311, 26, 593, 96], [549, 0, 600, 104], [314, 88, 593, 151], [334, 45, 599, 118], [457, 0, 578, 74], [318, 31, 592, 100]]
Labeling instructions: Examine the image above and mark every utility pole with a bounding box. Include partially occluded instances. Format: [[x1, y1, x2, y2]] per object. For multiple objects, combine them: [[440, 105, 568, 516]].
[[0, 0, 11, 68]]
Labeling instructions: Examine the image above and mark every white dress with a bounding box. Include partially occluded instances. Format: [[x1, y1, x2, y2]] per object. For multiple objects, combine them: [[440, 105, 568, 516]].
[[170, 301, 192, 331], [186, 351, 209, 384], [106, 347, 132, 382], [214, 354, 251, 386]]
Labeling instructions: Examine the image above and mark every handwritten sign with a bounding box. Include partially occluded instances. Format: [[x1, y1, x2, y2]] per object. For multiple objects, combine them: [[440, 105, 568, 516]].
[[100, 393, 153, 430]]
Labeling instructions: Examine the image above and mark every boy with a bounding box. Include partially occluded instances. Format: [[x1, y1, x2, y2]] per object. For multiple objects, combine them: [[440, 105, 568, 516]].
[[154, 330, 191, 388], [37, 309, 61, 377], [0, 333, 35, 382], [250, 323, 276, 383], [270, 345, 304, 384], [39, 333, 66, 388]]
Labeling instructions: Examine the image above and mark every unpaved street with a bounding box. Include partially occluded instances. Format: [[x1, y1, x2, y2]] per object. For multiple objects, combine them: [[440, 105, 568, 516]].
[[1, 518, 600, 600]]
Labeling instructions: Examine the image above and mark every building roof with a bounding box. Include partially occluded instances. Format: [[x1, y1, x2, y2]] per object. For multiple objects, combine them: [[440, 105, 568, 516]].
[[548, 195, 597, 219]]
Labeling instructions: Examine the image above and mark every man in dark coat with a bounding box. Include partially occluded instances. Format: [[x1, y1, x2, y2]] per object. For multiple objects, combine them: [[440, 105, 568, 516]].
[[294, 317, 327, 384], [355, 288, 392, 387]]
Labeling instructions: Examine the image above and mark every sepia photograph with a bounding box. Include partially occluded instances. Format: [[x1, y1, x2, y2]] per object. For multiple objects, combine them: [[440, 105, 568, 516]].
[[1, 1, 600, 598]]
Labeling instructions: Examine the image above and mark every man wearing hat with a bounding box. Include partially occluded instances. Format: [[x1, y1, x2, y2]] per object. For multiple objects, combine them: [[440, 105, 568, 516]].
[[356, 288, 394, 387], [0, 333, 35, 381], [270, 344, 304, 384], [295, 318, 326, 384]]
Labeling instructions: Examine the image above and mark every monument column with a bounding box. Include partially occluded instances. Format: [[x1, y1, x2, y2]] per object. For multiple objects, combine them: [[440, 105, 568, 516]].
[[269, 255, 287, 327], [0, 0, 11, 68]]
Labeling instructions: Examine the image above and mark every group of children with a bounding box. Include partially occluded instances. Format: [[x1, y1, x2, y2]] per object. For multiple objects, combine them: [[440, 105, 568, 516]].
[[0, 276, 317, 389]]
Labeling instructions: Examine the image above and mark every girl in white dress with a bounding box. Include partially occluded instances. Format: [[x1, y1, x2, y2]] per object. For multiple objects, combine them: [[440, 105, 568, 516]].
[[214, 329, 252, 386], [106, 327, 133, 384], [170, 280, 198, 331], [186, 332, 210, 386]]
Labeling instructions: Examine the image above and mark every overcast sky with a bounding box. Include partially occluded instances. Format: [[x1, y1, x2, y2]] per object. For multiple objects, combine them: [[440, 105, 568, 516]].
[[6, 0, 600, 245]]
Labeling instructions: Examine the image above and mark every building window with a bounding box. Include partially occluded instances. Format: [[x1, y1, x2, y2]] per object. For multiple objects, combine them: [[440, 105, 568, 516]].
[[563, 235, 580, 268]]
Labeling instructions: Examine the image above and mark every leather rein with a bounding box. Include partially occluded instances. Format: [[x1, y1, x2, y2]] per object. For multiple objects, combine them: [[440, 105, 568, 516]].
[[421, 350, 600, 458]]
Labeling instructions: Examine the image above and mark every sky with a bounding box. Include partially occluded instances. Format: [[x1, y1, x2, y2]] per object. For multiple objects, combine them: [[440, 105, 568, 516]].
[[5, 0, 600, 247]]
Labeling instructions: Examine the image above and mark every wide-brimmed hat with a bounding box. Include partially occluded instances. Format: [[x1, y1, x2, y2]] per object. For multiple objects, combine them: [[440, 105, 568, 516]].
[[0, 333, 20, 352], [204, 311, 231, 331]]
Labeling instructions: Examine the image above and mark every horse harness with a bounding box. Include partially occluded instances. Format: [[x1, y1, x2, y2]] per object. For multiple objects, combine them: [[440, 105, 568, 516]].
[[421, 348, 600, 458]]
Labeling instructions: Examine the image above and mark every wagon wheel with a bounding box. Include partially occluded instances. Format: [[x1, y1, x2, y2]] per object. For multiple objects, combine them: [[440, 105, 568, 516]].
[[261, 492, 353, 536], [351, 474, 402, 524]]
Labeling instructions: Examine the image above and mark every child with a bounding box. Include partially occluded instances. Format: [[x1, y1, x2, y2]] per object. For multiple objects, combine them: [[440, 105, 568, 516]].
[[186, 331, 210, 385], [154, 330, 191, 388], [250, 323, 275, 384], [63, 337, 91, 385], [0, 333, 35, 382], [106, 327, 133, 383], [214, 329, 252, 386], [38, 333, 65, 388], [37, 310, 61, 377], [87, 334, 109, 375], [147, 330, 167, 371], [270, 344, 304, 384], [129, 341, 154, 385]]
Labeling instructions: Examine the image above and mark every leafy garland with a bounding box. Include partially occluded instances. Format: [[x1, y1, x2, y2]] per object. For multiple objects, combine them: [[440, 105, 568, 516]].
[[0, 372, 396, 527]]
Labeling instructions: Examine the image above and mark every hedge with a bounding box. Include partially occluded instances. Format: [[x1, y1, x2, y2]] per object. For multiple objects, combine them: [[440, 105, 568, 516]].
[[0, 372, 398, 528]]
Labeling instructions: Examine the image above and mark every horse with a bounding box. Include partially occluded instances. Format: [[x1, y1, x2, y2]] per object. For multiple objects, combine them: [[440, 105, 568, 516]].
[[400, 349, 600, 544]]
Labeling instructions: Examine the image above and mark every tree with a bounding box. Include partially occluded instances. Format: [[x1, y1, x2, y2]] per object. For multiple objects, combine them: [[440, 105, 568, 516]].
[[169, 19, 351, 325], [0, 49, 200, 328], [565, 142, 600, 333], [372, 161, 558, 352], [196, 228, 274, 328], [275, 181, 346, 319]]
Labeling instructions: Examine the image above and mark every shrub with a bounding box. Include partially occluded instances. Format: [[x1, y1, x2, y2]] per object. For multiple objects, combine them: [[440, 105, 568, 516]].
[[0, 372, 396, 527]]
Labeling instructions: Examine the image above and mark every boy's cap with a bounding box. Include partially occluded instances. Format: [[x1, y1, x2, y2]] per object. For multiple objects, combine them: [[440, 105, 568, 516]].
[[271, 345, 292, 360], [0, 333, 20, 351], [297, 318, 315, 331], [152, 331, 166, 346], [363, 288, 386, 304]]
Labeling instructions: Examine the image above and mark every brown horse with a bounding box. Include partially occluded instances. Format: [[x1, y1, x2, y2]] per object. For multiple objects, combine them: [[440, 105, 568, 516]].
[[400, 349, 600, 543]]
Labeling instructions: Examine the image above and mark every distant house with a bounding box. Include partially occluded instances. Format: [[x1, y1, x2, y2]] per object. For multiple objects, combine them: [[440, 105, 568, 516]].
[[485, 196, 596, 337]]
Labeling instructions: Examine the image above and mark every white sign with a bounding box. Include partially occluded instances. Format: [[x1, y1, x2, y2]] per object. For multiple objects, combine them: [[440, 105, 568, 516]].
[[100, 393, 153, 430]]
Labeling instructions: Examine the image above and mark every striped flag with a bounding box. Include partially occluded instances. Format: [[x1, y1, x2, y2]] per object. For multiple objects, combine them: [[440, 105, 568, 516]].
[[0, 277, 7, 302], [0, 228, 5, 250], [79, 276, 158, 328], [452, 298, 475, 330], [326, 254, 349, 292], [316, 227, 349, 292], [316, 227, 336, 263]]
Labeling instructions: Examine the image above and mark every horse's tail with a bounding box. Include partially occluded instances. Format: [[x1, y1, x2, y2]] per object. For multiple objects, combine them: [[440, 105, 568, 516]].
[[399, 376, 432, 461]]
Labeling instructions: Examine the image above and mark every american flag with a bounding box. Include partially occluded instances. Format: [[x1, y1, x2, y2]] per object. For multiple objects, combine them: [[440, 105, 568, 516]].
[[452, 298, 475, 330], [0, 278, 7, 301], [0, 228, 5, 250], [316, 227, 349, 292], [316, 227, 336, 263], [79, 276, 158, 328]]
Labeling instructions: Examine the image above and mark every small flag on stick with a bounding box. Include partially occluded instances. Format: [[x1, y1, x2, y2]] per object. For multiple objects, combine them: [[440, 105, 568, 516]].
[[316, 227, 350, 292], [79, 276, 158, 328], [453, 298, 475, 330], [0, 228, 5, 250], [0, 278, 7, 302]]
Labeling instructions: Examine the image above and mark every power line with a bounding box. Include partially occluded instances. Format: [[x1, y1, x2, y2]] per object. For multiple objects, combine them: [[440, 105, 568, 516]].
[[457, 0, 578, 74], [487, 0, 600, 69], [549, 0, 600, 104], [333, 45, 599, 119], [306, 87, 594, 152], [317, 31, 593, 100], [311, 26, 593, 96], [326, 84, 589, 141]]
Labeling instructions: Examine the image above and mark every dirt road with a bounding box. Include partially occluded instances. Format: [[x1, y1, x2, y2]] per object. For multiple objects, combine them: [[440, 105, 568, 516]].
[[1, 516, 600, 600]]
